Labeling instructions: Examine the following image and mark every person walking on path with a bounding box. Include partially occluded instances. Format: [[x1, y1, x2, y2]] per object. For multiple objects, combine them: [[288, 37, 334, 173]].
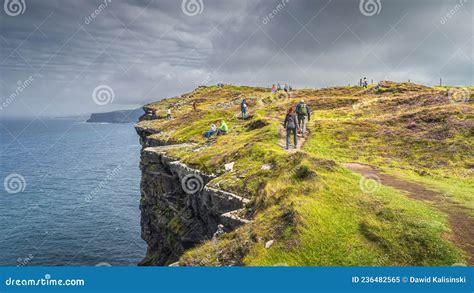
[[295, 100, 310, 136], [241, 99, 248, 119], [284, 107, 300, 150], [271, 84, 277, 93]]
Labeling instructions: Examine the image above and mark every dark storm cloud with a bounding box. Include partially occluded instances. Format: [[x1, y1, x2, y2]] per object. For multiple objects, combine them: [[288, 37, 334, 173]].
[[0, 0, 472, 117]]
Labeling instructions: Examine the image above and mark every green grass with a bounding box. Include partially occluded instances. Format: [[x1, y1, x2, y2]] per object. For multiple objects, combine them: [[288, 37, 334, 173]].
[[136, 82, 473, 266]]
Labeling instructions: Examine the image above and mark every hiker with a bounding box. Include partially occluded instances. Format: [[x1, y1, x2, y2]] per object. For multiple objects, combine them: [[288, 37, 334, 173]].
[[284, 84, 289, 92], [359, 78, 363, 87], [241, 99, 248, 119], [217, 120, 228, 135], [284, 107, 300, 150], [295, 100, 310, 136], [363, 77, 368, 88], [166, 108, 172, 120], [271, 84, 277, 93], [277, 83, 281, 91], [203, 123, 217, 139]]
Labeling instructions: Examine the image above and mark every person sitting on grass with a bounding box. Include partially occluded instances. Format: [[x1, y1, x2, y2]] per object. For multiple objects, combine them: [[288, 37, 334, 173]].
[[203, 123, 217, 139], [284, 107, 300, 150], [217, 120, 228, 136]]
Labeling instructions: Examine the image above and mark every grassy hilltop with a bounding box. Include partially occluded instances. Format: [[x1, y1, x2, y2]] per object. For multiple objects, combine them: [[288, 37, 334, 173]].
[[135, 81, 473, 266]]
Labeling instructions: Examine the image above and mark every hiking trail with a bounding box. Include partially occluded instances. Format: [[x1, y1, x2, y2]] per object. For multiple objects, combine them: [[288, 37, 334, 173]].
[[345, 163, 474, 265], [278, 125, 306, 153]]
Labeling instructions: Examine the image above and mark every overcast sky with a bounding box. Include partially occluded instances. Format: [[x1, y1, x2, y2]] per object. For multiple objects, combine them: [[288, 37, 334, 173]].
[[0, 0, 472, 118]]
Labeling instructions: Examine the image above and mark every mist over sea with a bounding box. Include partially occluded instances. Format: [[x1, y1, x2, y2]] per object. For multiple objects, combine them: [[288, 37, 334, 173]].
[[0, 119, 145, 266]]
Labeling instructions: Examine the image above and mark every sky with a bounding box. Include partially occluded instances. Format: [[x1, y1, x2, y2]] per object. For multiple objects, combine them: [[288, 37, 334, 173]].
[[0, 0, 472, 118]]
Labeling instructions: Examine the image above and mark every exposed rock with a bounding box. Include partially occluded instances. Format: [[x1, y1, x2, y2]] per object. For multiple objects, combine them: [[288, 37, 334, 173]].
[[265, 240, 275, 249], [224, 162, 235, 172], [261, 164, 273, 171], [137, 143, 250, 266]]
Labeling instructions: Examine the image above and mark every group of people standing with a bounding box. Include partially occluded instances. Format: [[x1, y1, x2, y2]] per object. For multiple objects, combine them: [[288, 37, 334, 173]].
[[271, 83, 292, 93], [284, 100, 310, 150], [359, 77, 368, 88]]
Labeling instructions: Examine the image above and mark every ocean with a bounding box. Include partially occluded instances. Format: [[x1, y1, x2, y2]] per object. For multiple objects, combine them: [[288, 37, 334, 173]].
[[0, 119, 146, 266]]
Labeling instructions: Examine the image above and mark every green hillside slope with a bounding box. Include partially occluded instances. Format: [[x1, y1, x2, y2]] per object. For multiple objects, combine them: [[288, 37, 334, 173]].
[[135, 81, 473, 266]]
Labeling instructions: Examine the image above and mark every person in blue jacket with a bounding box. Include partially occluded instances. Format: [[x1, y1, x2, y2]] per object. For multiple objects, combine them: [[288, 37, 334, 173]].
[[241, 99, 248, 119]]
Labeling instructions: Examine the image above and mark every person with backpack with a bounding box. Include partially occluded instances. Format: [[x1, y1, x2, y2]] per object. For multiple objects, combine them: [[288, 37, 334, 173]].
[[271, 84, 277, 93], [363, 77, 368, 88], [241, 99, 248, 119], [295, 100, 310, 136], [284, 107, 300, 150]]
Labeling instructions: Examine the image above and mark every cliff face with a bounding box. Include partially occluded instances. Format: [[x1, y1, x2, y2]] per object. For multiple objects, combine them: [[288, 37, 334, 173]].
[[87, 108, 143, 123], [136, 129, 249, 265]]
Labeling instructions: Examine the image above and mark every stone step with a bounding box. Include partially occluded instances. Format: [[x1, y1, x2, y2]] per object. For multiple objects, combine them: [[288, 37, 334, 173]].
[[202, 187, 250, 214], [220, 209, 250, 230]]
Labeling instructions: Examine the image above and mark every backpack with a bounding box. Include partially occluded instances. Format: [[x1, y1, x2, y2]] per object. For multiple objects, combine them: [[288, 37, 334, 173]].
[[297, 103, 307, 116]]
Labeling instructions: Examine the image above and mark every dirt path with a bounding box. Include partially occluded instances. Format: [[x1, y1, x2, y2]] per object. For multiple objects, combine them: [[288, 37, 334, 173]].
[[278, 125, 306, 153], [345, 163, 474, 265]]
